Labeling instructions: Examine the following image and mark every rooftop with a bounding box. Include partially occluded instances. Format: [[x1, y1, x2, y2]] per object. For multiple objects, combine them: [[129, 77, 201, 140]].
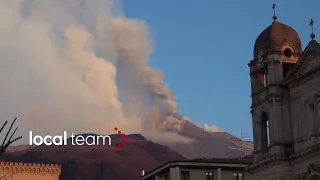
[[142, 157, 252, 179]]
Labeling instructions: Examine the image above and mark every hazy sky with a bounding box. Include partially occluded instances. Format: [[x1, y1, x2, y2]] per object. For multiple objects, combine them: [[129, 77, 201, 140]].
[[121, 0, 319, 139]]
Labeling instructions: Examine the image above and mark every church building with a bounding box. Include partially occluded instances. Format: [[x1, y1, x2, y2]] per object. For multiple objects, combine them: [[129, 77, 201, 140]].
[[246, 3, 320, 180]]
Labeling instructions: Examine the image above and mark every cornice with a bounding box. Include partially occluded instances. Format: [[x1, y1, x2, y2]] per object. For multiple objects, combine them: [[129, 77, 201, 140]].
[[289, 143, 320, 161], [245, 156, 288, 173], [263, 50, 282, 57], [246, 143, 320, 173], [0, 161, 61, 176], [251, 100, 268, 109], [249, 71, 259, 76], [268, 96, 284, 106]]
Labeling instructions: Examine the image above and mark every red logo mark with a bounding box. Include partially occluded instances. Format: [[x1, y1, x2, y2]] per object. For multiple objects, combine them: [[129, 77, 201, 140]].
[[113, 127, 129, 151]]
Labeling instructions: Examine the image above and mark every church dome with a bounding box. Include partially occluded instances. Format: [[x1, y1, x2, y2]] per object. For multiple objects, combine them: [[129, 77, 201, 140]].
[[254, 21, 302, 61]]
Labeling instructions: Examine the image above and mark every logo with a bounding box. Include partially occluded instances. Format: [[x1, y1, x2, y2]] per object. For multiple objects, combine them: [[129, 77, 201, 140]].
[[29, 131, 112, 146], [113, 127, 129, 151]]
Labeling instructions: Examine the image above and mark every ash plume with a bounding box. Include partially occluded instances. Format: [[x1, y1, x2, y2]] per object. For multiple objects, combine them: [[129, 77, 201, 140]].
[[0, 0, 180, 143]]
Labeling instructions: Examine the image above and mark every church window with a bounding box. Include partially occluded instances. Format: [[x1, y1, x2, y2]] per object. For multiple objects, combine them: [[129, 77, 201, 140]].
[[164, 174, 169, 180], [263, 67, 269, 87], [233, 173, 243, 180], [284, 48, 293, 57], [205, 172, 213, 180], [264, 74, 268, 87], [258, 67, 268, 87], [261, 111, 270, 151], [181, 171, 190, 180]]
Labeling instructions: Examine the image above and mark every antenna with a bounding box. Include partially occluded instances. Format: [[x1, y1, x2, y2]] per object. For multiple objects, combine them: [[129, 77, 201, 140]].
[[240, 132, 250, 142], [240, 132, 251, 156]]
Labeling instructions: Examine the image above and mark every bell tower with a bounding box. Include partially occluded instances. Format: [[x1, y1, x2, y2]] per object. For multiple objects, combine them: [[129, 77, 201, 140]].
[[248, 3, 302, 162]]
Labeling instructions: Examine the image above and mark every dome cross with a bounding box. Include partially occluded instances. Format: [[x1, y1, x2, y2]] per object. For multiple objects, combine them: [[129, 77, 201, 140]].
[[309, 18, 315, 40], [272, 3, 277, 21]]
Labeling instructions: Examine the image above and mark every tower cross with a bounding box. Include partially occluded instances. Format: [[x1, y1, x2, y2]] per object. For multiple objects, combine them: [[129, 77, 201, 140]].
[[310, 18, 315, 40], [310, 18, 315, 33]]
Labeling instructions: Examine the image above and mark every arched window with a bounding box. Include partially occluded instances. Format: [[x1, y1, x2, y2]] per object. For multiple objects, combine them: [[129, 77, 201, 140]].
[[261, 111, 270, 151], [258, 67, 269, 87], [263, 67, 269, 87]]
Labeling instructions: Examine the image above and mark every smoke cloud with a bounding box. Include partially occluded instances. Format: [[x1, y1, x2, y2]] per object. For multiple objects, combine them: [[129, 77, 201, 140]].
[[0, 0, 180, 143], [203, 124, 222, 132], [195, 123, 222, 132]]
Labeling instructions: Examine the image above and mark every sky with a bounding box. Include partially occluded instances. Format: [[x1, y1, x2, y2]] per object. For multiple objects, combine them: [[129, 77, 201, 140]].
[[121, 0, 320, 140]]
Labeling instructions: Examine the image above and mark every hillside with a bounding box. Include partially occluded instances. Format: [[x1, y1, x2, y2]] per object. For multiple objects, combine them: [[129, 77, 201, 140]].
[[2, 120, 253, 179], [1, 134, 185, 180], [147, 118, 253, 159]]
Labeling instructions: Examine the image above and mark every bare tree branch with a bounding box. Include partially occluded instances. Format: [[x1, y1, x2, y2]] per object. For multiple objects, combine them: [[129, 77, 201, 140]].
[[0, 121, 7, 133], [0, 136, 22, 155], [0, 118, 22, 156], [1, 118, 16, 148], [8, 127, 18, 143]]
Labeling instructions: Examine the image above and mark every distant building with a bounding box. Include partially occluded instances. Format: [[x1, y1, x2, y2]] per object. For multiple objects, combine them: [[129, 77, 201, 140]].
[[0, 161, 61, 180], [141, 158, 252, 180], [247, 3, 320, 180]]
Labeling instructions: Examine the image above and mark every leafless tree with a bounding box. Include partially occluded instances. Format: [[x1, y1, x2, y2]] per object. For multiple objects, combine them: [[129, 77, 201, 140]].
[[0, 118, 22, 156]]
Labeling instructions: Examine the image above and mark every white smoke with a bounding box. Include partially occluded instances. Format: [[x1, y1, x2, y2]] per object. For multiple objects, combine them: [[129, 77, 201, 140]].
[[195, 123, 222, 132], [0, 0, 179, 143], [203, 124, 222, 132]]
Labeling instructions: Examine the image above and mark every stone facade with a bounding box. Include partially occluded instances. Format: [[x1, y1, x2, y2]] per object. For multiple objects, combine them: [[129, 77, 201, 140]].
[[246, 16, 320, 180], [0, 161, 61, 180]]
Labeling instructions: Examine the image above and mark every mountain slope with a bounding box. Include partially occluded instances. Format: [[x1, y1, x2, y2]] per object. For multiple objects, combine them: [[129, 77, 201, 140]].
[[1, 134, 185, 180], [152, 119, 253, 159], [2, 120, 253, 179]]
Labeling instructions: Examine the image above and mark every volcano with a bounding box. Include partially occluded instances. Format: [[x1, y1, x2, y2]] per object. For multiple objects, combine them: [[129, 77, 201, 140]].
[[2, 134, 185, 180], [2, 118, 253, 180], [174, 119, 252, 158]]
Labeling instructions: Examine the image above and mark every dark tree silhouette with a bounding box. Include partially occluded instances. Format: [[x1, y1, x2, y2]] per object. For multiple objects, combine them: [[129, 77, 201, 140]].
[[0, 118, 22, 156]]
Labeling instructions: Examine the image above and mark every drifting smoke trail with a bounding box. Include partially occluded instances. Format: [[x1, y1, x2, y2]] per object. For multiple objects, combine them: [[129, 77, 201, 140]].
[[0, 0, 180, 142]]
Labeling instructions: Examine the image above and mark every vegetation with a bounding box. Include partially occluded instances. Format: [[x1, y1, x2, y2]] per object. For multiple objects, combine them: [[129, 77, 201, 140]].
[[0, 118, 22, 156]]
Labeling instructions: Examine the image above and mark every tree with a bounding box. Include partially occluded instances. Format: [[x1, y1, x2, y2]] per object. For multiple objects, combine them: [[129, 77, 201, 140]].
[[0, 118, 22, 156]]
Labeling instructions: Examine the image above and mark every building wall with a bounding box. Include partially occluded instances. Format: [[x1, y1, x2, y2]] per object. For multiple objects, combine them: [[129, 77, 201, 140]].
[[0, 161, 61, 180], [248, 53, 320, 179], [290, 70, 320, 152], [291, 152, 320, 178], [148, 166, 252, 180], [249, 162, 292, 180], [180, 168, 218, 180], [221, 170, 251, 180]]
